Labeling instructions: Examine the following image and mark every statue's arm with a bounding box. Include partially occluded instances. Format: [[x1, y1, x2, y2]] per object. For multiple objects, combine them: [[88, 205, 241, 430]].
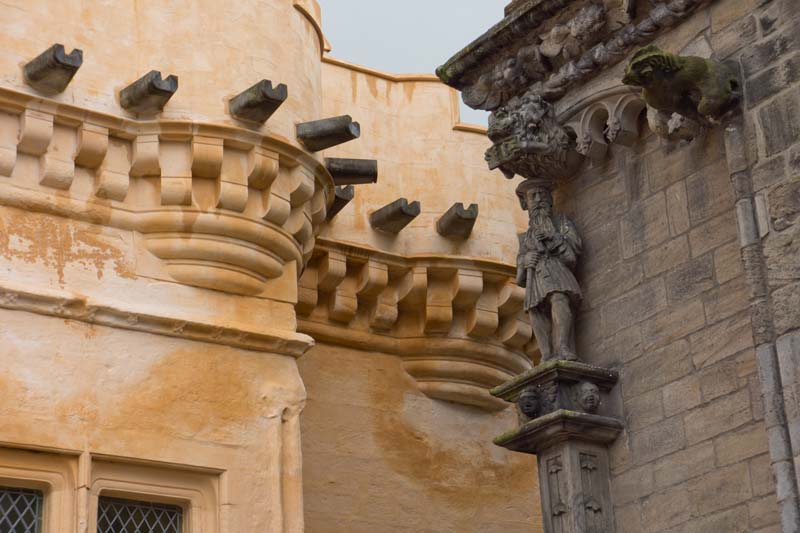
[[553, 217, 582, 268], [516, 249, 527, 287]]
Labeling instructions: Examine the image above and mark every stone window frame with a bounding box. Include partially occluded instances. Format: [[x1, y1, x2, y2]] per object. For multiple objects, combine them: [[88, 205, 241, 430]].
[[88, 459, 219, 533], [0, 448, 77, 533]]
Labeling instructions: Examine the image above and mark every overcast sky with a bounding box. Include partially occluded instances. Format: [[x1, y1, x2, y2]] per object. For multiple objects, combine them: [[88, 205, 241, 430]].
[[317, 0, 508, 125]]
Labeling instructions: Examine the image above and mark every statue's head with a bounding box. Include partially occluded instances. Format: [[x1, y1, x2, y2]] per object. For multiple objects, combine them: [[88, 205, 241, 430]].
[[622, 45, 679, 88], [577, 381, 600, 413], [517, 180, 554, 218]]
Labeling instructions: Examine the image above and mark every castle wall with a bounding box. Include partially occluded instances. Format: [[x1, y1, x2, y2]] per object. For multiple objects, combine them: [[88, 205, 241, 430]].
[[550, 1, 800, 528], [299, 342, 539, 532]]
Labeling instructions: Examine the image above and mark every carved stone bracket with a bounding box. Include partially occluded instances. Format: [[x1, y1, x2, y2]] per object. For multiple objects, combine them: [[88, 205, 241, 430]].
[[0, 86, 334, 296], [297, 239, 536, 410], [491, 360, 623, 533]]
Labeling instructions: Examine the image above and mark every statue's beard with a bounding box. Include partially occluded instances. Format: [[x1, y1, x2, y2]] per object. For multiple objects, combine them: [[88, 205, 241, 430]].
[[530, 206, 552, 228]]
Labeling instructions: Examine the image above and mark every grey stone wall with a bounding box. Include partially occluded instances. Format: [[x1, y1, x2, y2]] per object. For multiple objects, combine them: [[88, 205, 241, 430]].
[[553, 0, 800, 525]]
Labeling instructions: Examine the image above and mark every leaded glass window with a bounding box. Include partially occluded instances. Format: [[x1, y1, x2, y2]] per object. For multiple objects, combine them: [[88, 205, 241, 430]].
[[0, 486, 44, 533], [97, 497, 183, 533]]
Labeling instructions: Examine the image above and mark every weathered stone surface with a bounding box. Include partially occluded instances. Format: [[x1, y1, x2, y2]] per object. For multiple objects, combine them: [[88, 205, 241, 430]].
[[758, 88, 800, 157], [665, 180, 690, 236], [582, 258, 645, 310], [663, 374, 703, 418], [120, 70, 178, 114], [746, 54, 800, 107], [621, 191, 670, 258], [749, 495, 781, 529], [767, 177, 800, 231], [685, 389, 752, 445], [687, 462, 753, 516], [666, 254, 715, 302], [297, 115, 361, 152], [611, 464, 654, 505], [700, 360, 743, 402], [436, 203, 478, 239], [751, 453, 778, 496], [602, 279, 666, 334], [686, 160, 736, 224], [614, 503, 643, 533], [741, 28, 800, 77], [369, 198, 421, 234], [711, 15, 758, 59], [642, 236, 690, 278], [764, 225, 800, 288], [641, 484, 691, 530], [228, 79, 287, 123], [685, 506, 749, 533], [772, 281, 800, 335], [703, 278, 750, 324], [641, 299, 706, 351], [23, 43, 82, 95], [630, 415, 686, 465], [624, 389, 664, 431], [652, 441, 715, 489], [690, 312, 753, 368], [714, 240, 744, 285], [714, 421, 770, 466], [752, 155, 786, 193], [689, 210, 738, 257]]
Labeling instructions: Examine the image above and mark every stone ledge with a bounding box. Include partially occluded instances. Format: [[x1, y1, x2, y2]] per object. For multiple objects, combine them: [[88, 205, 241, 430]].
[[491, 359, 620, 402], [0, 280, 314, 357], [494, 409, 624, 453]]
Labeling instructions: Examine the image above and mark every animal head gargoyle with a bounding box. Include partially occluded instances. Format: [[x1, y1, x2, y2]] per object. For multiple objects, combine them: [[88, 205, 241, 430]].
[[622, 44, 741, 123]]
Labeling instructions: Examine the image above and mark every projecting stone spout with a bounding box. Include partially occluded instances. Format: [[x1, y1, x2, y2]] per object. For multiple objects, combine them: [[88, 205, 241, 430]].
[[120, 70, 178, 114], [229, 80, 288, 123], [326, 185, 354, 221], [23, 44, 83, 95], [369, 198, 420, 234], [297, 115, 360, 151], [436, 203, 478, 239], [325, 158, 378, 185]]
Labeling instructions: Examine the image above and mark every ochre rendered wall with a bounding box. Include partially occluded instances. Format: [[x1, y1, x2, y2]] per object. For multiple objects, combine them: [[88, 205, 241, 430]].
[[299, 342, 539, 532]]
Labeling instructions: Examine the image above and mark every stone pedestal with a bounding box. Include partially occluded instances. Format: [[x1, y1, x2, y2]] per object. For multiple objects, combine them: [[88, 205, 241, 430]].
[[491, 360, 623, 533]]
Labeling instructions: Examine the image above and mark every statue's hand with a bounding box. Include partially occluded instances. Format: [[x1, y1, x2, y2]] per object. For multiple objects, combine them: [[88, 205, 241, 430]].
[[534, 228, 551, 242], [524, 251, 539, 268]]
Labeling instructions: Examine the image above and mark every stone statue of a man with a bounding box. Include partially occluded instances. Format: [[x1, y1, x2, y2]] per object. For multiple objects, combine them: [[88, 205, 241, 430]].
[[516, 179, 582, 361]]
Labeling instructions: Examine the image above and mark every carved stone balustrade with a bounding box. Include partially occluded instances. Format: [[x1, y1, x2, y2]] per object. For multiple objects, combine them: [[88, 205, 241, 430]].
[[0, 86, 333, 296], [297, 238, 537, 411]]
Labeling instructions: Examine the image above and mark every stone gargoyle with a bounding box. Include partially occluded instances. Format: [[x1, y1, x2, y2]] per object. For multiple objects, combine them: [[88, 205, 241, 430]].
[[622, 44, 741, 126]]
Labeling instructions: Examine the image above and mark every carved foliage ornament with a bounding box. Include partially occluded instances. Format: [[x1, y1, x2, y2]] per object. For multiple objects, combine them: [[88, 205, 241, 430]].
[[486, 91, 578, 180]]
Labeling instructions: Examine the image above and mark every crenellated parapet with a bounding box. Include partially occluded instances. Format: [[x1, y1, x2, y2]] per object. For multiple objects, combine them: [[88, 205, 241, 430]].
[[0, 86, 333, 296], [297, 238, 537, 410]]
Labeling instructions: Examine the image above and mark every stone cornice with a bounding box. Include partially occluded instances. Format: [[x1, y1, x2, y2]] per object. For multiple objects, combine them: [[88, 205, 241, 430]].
[[0, 279, 314, 357], [0, 86, 333, 295], [296, 238, 536, 410], [438, 0, 710, 110]]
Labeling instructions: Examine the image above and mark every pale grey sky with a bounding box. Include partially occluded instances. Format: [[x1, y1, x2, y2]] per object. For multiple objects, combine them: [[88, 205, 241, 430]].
[[317, 0, 507, 125]]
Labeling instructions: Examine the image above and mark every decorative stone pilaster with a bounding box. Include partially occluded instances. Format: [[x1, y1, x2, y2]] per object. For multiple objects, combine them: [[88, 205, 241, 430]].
[[491, 361, 622, 533]]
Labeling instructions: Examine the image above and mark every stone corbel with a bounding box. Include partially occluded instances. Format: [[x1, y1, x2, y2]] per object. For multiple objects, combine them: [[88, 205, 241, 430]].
[[95, 136, 131, 201], [0, 111, 18, 176]]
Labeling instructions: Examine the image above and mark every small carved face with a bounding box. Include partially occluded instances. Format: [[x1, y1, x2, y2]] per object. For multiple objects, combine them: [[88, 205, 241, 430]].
[[518, 388, 540, 419], [578, 382, 601, 413]]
